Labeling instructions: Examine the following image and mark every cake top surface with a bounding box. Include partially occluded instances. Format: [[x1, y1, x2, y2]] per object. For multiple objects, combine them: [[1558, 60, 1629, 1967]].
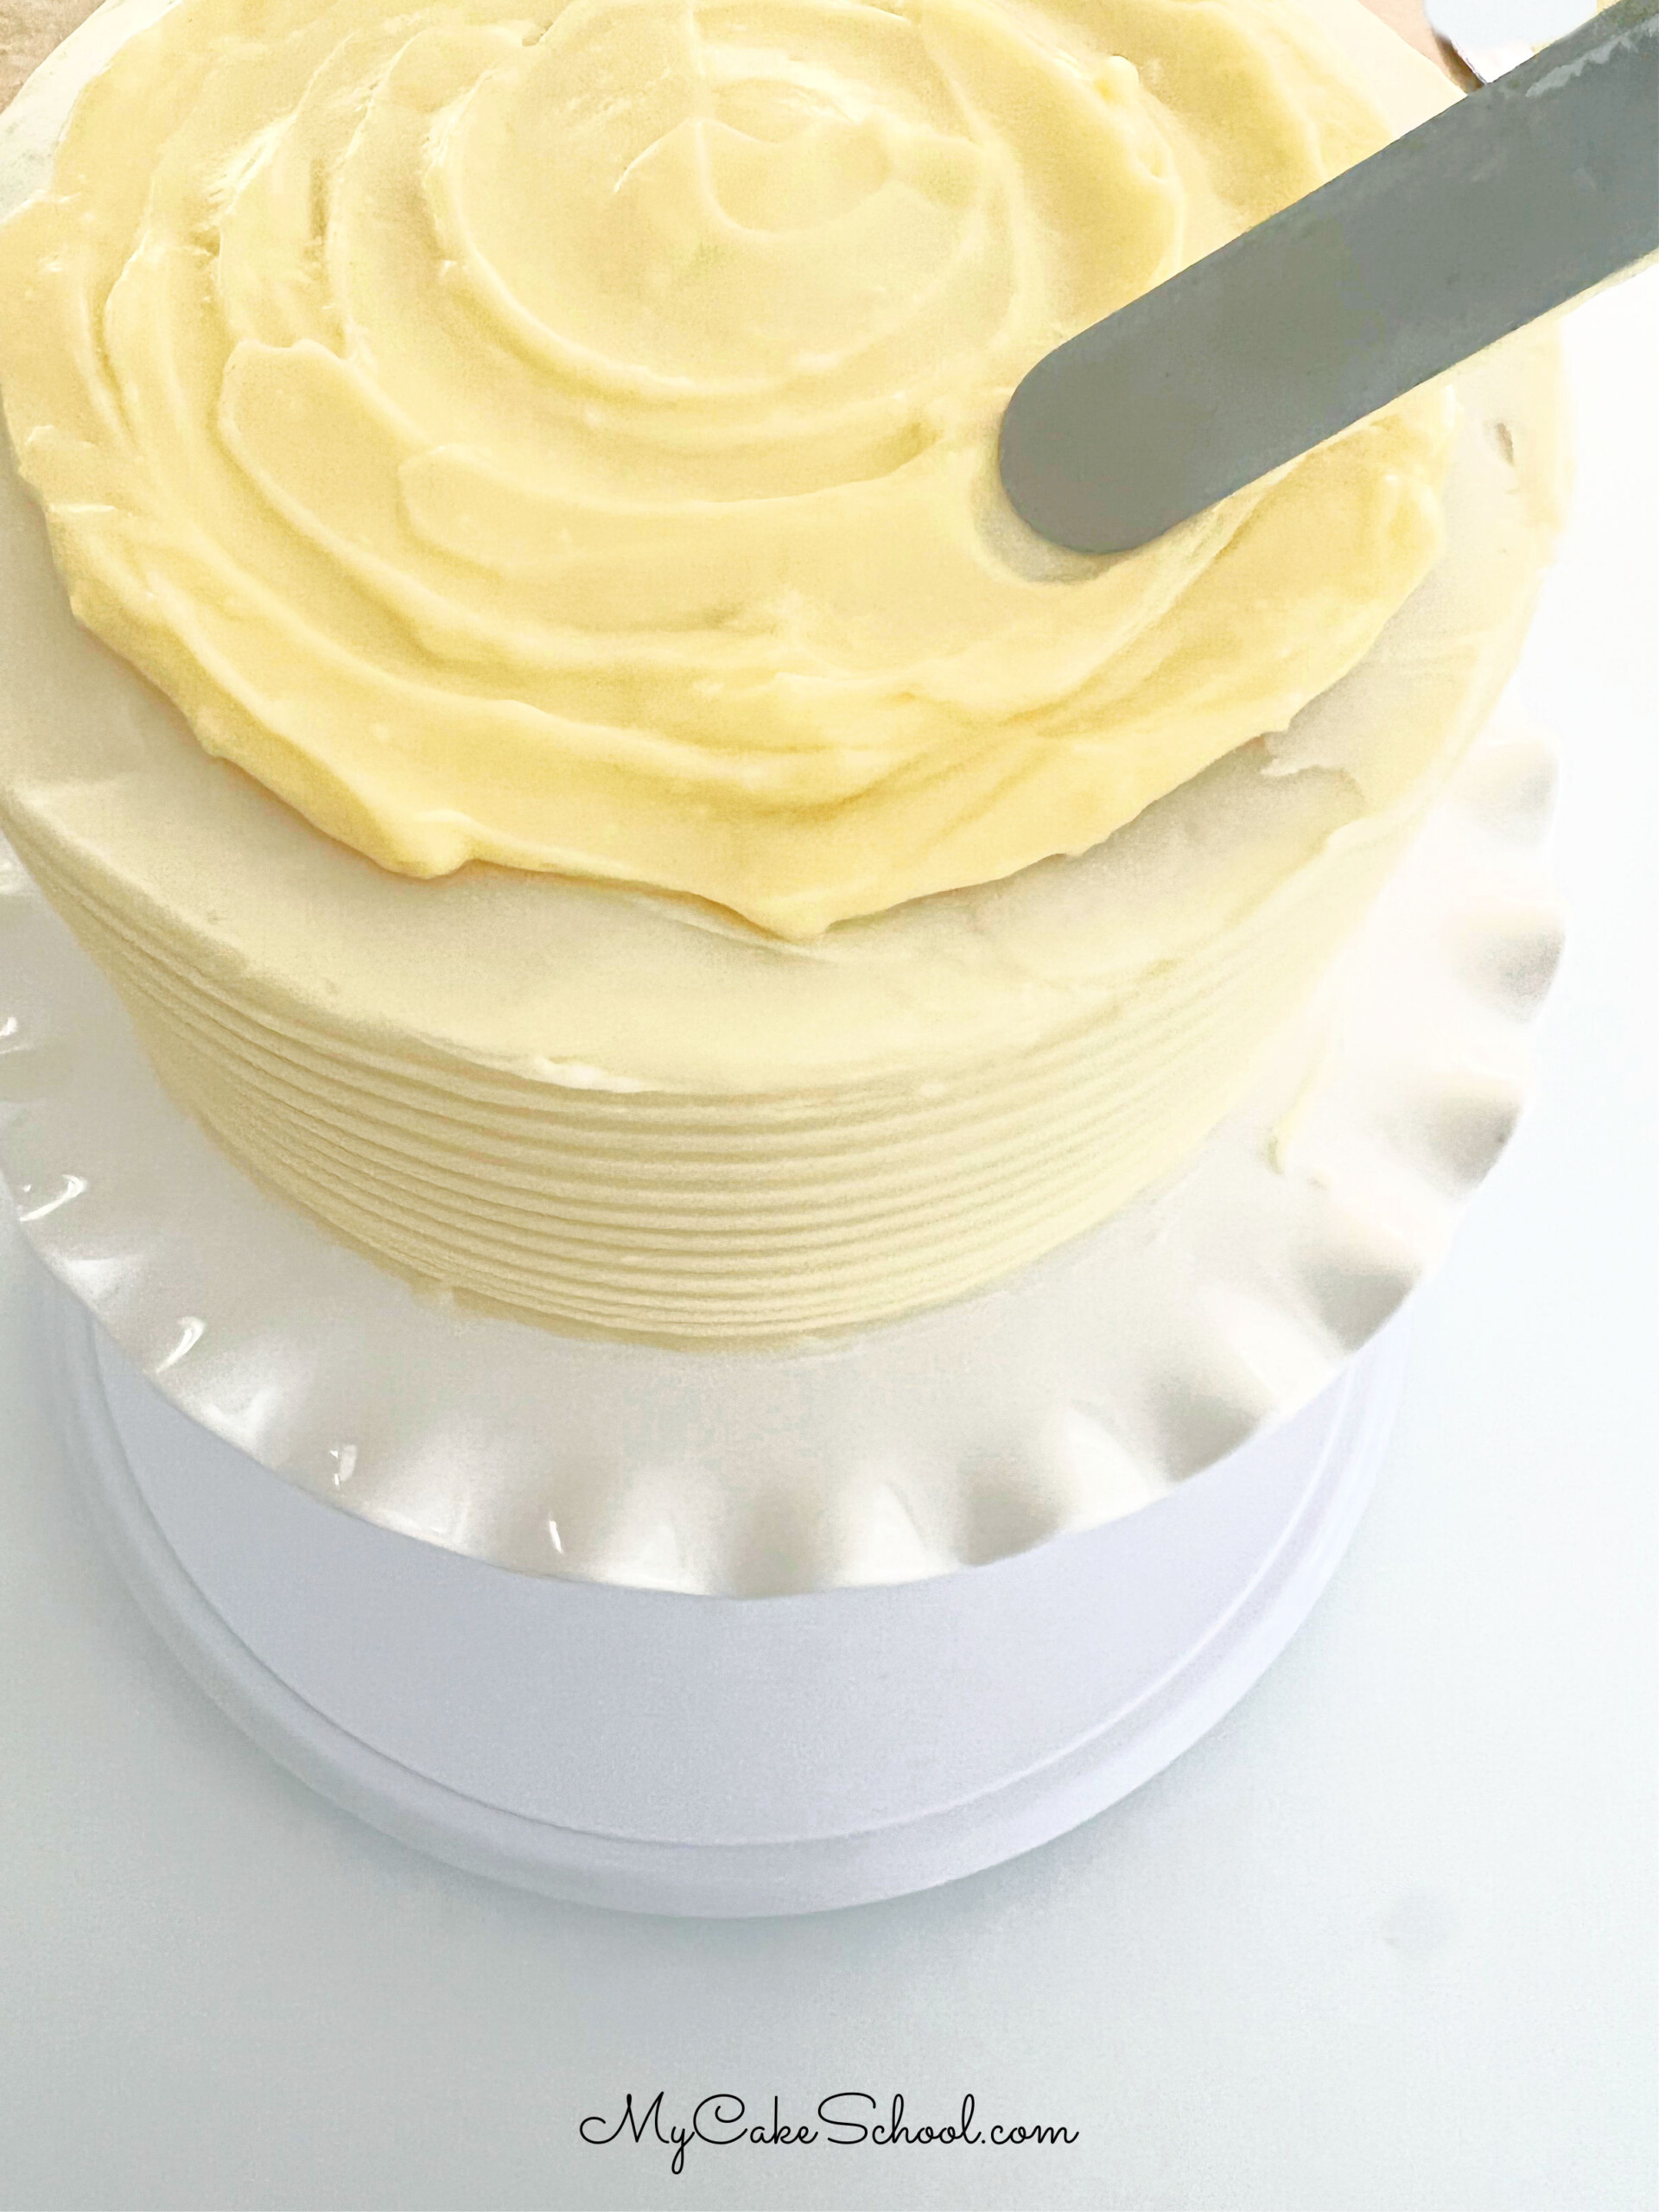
[[0, 0, 1566, 1088], [0, 0, 1455, 937]]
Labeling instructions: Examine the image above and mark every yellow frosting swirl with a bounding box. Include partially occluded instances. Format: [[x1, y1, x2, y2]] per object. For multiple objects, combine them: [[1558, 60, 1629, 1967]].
[[0, 0, 1451, 937]]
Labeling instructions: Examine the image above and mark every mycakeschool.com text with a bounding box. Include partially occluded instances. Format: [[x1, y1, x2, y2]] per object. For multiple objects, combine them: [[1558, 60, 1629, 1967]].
[[579, 2091, 1080, 2176]]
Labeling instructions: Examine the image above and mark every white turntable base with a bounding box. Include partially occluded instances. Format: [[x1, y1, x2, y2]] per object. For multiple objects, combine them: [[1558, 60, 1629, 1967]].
[[48, 1274, 1408, 1919]]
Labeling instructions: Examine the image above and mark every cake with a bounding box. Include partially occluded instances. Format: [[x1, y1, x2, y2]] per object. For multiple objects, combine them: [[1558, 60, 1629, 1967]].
[[0, 0, 1565, 1345]]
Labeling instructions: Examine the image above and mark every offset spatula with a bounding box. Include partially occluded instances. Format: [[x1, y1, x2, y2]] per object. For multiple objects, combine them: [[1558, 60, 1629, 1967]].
[[998, 0, 1659, 556]]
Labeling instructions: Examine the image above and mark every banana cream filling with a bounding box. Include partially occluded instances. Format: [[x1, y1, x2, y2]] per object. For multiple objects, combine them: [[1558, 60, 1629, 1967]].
[[0, 0, 1455, 935]]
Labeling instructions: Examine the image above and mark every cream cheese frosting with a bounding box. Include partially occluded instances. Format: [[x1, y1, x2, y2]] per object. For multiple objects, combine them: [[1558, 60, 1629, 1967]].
[[0, 0, 1567, 1344], [0, 0, 1457, 936]]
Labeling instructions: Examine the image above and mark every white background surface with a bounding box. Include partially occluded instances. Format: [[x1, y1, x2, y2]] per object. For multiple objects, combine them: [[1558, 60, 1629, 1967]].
[[0, 282, 1653, 2212]]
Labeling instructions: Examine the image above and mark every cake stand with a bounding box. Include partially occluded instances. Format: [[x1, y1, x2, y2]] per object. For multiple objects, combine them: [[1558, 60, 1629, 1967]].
[[46, 1265, 1407, 1917]]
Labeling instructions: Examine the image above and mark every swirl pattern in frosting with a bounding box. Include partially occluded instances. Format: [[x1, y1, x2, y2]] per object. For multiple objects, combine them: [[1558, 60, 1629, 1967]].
[[0, 0, 1452, 935]]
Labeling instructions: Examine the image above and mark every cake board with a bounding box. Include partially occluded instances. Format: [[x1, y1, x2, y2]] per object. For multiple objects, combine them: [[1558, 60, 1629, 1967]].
[[45, 1266, 1408, 1918]]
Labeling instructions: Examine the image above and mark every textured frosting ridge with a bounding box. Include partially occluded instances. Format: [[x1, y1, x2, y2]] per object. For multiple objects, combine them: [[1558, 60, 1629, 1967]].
[[0, 0, 1452, 934]]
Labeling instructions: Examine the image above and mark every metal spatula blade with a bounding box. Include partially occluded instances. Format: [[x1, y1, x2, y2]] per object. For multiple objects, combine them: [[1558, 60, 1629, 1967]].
[[998, 0, 1659, 556]]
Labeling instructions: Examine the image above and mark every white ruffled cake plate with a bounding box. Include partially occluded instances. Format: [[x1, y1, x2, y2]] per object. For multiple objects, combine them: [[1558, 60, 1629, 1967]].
[[2, 700, 1561, 1910]]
